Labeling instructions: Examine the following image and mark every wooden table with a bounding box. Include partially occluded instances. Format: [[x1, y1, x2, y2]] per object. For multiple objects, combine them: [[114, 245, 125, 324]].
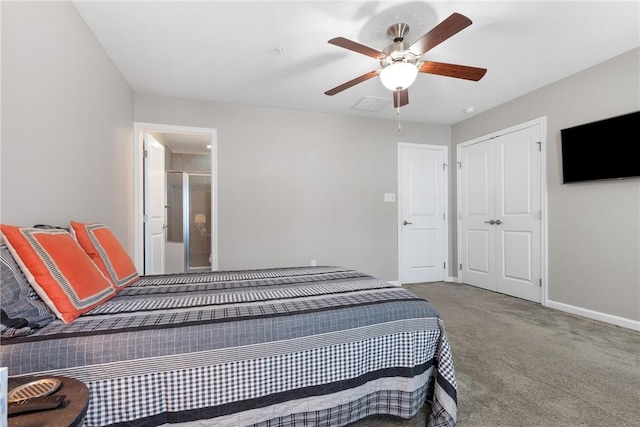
[[8, 375, 89, 427]]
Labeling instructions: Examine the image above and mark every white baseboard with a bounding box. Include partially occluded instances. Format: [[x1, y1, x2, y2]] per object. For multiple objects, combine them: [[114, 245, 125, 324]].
[[546, 299, 640, 331], [392, 277, 457, 286], [415, 277, 638, 331], [390, 278, 455, 286]]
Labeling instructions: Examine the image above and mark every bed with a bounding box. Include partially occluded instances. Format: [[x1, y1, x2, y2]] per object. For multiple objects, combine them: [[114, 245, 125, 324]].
[[0, 226, 457, 427]]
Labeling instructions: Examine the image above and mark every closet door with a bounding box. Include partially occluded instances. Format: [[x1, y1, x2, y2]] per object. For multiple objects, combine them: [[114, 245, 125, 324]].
[[494, 125, 541, 302], [460, 139, 496, 291], [459, 124, 542, 303]]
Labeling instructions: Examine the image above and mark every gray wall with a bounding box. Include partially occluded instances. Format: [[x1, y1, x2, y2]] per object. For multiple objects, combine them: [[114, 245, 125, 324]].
[[134, 94, 450, 280], [452, 48, 640, 322], [1, 1, 134, 250]]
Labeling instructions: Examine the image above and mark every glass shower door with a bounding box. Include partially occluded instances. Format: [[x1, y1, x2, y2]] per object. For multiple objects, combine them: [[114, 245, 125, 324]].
[[186, 173, 212, 271], [166, 171, 212, 273]]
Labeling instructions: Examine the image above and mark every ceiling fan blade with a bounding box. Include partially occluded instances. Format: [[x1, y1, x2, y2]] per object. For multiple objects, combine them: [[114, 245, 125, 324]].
[[324, 70, 380, 96], [419, 61, 487, 81], [393, 89, 409, 108], [328, 37, 387, 60], [409, 13, 472, 56]]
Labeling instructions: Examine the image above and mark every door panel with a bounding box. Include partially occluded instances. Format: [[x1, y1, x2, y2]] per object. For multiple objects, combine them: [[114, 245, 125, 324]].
[[409, 156, 437, 215], [467, 230, 491, 271], [409, 229, 437, 269], [466, 148, 492, 216], [464, 229, 494, 290], [500, 136, 532, 214], [400, 144, 447, 283], [503, 231, 532, 280], [150, 233, 164, 272]]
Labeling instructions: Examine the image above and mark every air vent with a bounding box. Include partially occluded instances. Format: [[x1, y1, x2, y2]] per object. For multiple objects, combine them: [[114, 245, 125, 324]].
[[351, 96, 391, 112]]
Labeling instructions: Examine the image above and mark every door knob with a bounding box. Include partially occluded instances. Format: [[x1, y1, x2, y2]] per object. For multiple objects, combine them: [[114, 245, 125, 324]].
[[484, 220, 496, 225], [495, 220, 502, 225], [403, 220, 412, 225]]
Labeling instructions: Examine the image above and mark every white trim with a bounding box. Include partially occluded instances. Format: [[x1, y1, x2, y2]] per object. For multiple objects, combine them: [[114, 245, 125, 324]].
[[456, 117, 545, 149], [546, 299, 640, 331], [539, 118, 549, 306], [456, 117, 548, 306], [133, 122, 218, 274], [397, 142, 449, 285]]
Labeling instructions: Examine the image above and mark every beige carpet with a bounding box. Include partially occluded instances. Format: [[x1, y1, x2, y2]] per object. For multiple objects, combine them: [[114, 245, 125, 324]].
[[349, 281, 640, 427]]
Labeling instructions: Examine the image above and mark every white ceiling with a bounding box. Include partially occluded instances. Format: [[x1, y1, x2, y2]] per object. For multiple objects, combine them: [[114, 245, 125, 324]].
[[73, 1, 639, 125]]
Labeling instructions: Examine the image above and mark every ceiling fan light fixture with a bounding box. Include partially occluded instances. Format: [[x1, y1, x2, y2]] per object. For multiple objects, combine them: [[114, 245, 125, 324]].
[[379, 62, 418, 91]]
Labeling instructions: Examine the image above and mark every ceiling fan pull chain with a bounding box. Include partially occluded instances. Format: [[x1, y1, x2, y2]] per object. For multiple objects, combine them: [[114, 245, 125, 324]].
[[397, 107, 402, 132]]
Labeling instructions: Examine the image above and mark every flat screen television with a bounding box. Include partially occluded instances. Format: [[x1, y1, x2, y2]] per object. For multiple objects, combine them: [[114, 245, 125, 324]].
[[560, 111, 640, 183]]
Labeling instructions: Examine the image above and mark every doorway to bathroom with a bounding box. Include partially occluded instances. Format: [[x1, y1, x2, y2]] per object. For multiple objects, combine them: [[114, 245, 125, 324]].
[[133, 122, 218, 275]]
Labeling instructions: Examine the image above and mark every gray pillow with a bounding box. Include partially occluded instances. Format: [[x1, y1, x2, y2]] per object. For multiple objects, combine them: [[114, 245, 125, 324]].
[[1, 243, 55, 337]]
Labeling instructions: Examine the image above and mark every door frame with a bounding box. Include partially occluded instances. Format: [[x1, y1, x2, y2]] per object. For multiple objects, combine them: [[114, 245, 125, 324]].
[[456, 116, 548, 305], [397, 142, 449, 285], [133, 122, 218, 274]]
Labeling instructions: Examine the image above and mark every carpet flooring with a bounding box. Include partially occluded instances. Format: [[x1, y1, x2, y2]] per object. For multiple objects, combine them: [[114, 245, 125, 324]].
[[349, 281, 640, 427]]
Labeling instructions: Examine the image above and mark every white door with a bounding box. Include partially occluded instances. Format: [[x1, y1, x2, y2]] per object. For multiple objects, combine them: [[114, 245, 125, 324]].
[[494, 126, 541, 302], [144, 133, 166, 275], [459, 139, 496, 291], [399, 144, 447, 284], [459, 124, 542, 302]]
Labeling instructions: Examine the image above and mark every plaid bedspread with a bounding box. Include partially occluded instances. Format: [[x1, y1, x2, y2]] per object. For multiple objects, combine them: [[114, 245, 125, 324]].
[[0, 266, 457, 427]]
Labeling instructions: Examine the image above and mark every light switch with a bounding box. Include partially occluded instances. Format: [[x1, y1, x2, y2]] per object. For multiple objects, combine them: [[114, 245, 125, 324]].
[[384, 193, 396, 202]]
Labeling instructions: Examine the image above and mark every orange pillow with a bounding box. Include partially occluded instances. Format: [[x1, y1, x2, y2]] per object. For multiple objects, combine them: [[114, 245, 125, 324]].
[[70, 221, 139, 289], [0, 224, 116, 323]]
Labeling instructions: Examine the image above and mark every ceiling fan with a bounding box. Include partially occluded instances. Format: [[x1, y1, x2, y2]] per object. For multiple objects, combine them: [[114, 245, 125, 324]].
[[324, 13, 487, 108]]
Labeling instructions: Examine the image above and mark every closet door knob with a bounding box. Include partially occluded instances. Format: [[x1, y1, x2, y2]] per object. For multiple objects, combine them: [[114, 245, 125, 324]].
[[403, 220, 412, 225], [484, 220, 496, 225], [495, 220, 502, 225]]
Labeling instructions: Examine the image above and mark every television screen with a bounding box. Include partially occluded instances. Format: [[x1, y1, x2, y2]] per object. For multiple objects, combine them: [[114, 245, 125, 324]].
[[560, 111, 640, 183]]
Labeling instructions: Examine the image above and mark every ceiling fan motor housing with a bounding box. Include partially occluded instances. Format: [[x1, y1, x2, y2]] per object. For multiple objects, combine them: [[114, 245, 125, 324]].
[[387, 23, 410, 42], [381, 23, 420, 68]]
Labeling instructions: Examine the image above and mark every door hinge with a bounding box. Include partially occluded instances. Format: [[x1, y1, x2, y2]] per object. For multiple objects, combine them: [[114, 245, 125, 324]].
[[143, 149, 148, 159], [457, 161, 462, 169], [443, 212, 446, 220], [536, 141, 542, 152], [539, 279, 542, 287], [460, 263, 462, 270], [143, 214, 148, 223], [444, 262, 446, 269]]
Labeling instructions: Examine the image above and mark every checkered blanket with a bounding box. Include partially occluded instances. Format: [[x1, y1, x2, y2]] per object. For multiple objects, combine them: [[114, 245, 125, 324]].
[[1, 266, 457, 427]]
